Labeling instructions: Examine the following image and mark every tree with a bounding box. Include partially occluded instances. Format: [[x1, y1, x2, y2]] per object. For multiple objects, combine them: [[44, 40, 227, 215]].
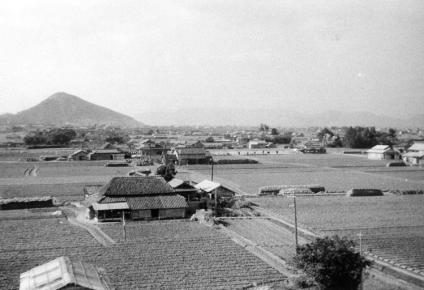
[[259, 123, 269, 132], [271, 128, 279, 135], [47, 128, 76, 145], [24, 131, 48, 145], [156, 163, 177, 182], [317, 128, 334, 141], [343, 127, 378, 148], [205, 136, 215, 143], [293, 236, 370, 290]]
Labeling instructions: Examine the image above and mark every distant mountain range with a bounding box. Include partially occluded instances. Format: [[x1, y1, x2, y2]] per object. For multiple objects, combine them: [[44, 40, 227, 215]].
[[1, 92, 422, 128], [137, 108, 424, 128], [0, 92, 144, 128]]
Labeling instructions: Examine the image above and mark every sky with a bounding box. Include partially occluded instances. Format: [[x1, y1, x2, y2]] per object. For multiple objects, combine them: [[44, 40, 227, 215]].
[[0, 0, 423, 125]]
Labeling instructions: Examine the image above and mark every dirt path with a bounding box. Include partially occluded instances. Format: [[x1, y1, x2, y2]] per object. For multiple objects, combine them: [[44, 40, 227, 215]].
[[64, 206, 116, 247]]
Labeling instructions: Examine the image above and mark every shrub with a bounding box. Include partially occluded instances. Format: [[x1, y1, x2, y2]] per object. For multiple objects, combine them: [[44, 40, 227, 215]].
[[386, 161, 406, 167], [293, 236, 370, 290], [346, 189, 383, 196]]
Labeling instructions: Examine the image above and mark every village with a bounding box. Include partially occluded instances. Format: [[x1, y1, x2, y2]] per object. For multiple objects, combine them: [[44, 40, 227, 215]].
[[1, 122, 424, 290], [1, 0, 424, 288]]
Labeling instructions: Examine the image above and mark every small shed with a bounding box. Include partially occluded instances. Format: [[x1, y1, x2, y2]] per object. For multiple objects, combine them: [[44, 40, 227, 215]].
[[402, 142, 424, 165], [366, 145, 398, 160], [68, 149, 88, 161], [195, 180, 236, 199], [19, 256, 111, 290], [168, 178, 199, 201], [88, 150, 125, 161]]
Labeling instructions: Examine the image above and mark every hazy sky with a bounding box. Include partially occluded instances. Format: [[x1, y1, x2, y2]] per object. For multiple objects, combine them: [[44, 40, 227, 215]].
[[0, 0, 423, 124]]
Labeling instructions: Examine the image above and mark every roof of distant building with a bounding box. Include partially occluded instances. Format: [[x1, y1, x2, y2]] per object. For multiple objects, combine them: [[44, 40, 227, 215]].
[[98, 176, 174, 197], [367, 145, 393, 154], [408, 142, 424, 152], [195, 180, 221, 193]]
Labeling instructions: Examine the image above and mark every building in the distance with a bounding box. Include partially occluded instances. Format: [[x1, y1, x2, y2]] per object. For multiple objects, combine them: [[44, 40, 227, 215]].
[[367, 145, 399, 160], [402, 142, 424, 165]]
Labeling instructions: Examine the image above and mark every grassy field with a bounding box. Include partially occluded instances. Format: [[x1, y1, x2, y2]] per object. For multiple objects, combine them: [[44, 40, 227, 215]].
[[0, 148, 76, 161], [0, 161, 133, 178], [0, 161, 147, 201], [250, 195, 424, 273], [188, 153, 424, 193], [0, 216, 286, 289]]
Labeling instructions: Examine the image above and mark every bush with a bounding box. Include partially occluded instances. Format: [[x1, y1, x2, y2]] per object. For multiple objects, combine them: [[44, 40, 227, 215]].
[[346, 189, 383, 196], [215, 159, 258, 164], [386, 161, 406, 167], [293, 236, 370, 290]]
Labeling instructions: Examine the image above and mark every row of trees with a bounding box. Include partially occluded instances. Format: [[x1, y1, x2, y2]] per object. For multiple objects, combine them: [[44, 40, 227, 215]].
[[24, 128, 77, 146], [318, 127, 398, 148]]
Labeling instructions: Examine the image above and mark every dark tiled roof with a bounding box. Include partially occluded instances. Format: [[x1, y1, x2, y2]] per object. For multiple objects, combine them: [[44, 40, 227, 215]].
[[176, 147, 206, 155], [98, 196, 127, 203], [99, 176, 174, 197], [126, 195, 188, 210]]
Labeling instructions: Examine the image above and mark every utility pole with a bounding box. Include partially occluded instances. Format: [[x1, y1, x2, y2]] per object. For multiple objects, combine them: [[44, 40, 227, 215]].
[[293, 195, 298, 253], [358, 231, 363, 290], [214, 189, 218, 216], [210, 159, 214, 181], [122, 211, 126, 241]]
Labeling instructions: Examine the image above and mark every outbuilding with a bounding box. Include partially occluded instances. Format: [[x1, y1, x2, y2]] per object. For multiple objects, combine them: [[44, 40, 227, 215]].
[[402, 142, 424, 165], [19, 256, 111, 290], [366, 145, 399, 160], [88, 149, 125, 161], [195, 180, 236, 199]]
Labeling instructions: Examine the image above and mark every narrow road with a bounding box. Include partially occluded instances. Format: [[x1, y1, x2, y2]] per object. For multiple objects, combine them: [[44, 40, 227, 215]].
[[64, 206, 116, 247]]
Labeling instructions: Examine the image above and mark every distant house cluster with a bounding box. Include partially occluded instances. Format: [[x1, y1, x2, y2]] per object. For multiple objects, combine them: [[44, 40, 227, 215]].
[[366, 142, 424, 165]]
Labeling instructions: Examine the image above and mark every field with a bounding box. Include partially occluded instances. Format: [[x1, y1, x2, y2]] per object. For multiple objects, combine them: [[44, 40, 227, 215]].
[[250, 195, 424, 273], [0, 212, 286, 290], [0, 148, 75, 161], [188, 153, 424, 193], [221, 217, 306, 260], [0, 161, 145, 202]]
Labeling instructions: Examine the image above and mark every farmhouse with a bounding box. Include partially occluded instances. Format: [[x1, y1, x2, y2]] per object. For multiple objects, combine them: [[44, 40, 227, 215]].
[[402, 142, 424, 165], [195, 180, 236, 199], [173, 147, 211, 165], [136, 139, 168, 157], [366, 145, 399, 160], [91, 176, 188, 221], [19, 256, 111, 290], [168, 178, 199, 200], [248, 140, 267, 149], [87, 149, 125, 161], [68, 149, 88, 161]]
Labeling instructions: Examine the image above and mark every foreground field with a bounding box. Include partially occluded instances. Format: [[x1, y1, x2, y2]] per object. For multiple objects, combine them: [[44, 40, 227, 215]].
[[0, 214, 286, 289], [250, 195, 424, 273], [222, 217, 306, 260]]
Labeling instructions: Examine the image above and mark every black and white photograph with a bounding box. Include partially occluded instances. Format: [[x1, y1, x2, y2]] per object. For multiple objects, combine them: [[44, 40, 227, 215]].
[[0, 1, 423, 289]]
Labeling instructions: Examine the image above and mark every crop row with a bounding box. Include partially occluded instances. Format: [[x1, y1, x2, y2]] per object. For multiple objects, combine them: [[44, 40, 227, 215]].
[[251, 196, 424, 274], [0, 220, 286, 289], [223, 218, 300, 260], [0, 218, 98, 251]]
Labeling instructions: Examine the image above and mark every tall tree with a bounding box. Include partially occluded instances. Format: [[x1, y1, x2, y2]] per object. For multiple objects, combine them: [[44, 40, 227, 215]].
[[294, 236, 370, 290]]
